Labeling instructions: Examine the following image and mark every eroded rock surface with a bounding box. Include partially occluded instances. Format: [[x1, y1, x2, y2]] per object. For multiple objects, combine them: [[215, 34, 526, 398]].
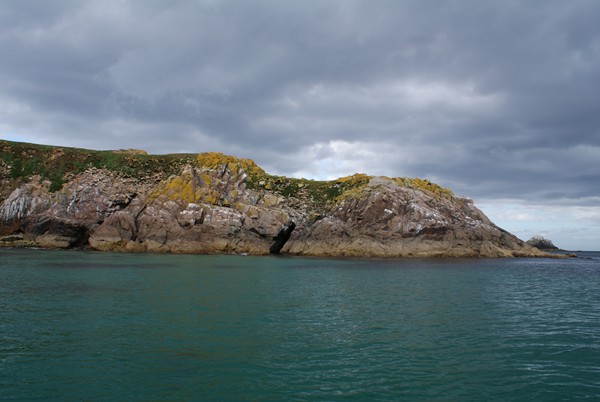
[[526, 235, 559, 250], [0, 140, 550, 257]]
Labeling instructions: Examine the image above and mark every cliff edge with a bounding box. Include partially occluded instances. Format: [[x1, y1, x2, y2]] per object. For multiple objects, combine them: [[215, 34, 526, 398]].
[[0, 140, 551, 257]]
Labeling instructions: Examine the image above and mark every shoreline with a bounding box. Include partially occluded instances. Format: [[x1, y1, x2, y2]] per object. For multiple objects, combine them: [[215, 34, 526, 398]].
[[0, 141, 580, 262], [0, 239, 573, 259]]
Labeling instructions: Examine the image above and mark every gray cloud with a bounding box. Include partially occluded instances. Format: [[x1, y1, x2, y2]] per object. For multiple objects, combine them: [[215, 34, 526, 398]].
[[1, 0, 600, 210]]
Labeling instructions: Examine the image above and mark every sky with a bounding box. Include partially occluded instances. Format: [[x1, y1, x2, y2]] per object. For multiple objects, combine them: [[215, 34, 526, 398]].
[[1, 0, 599, 250]]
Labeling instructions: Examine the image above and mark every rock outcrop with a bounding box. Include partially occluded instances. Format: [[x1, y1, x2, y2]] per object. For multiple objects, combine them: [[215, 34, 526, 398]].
[[0, 140, 552, 257], [526, 235, 559, 250]]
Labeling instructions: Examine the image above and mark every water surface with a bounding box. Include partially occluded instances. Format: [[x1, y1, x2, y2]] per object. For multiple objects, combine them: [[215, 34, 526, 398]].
[[1, 249, 599, 400]]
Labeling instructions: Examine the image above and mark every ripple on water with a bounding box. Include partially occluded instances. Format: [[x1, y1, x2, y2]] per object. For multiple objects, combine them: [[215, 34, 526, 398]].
[[0, 249, 599, 400]]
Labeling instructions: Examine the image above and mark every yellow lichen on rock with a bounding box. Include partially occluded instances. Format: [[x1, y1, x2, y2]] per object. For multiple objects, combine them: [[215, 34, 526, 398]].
[[336, 173, 370, 184], [393, 177, 453, 199], [196, 152, 264, 177], [146, 166, 231, 207], [330, 174, 372, 203], [112, 149, 148, 155], [3, 139, 555, 258], [147, 173, 199, 205]]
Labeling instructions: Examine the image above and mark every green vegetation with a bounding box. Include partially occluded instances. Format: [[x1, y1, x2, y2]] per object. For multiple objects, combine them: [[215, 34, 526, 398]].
[[252, 172, 452, 209], [193, 152, 366, 208], [196, 152, 267, 190], [194, 152, 353, 207], [240, 173, 372, 209], [0, 140, 196, 192], [393, 177, 453, 199], [1, 140, 453, 204]]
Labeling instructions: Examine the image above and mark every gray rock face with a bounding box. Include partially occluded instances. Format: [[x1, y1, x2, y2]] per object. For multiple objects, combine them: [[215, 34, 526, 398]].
[[526, 235, 559, 250], [0, 148, 550, 257], [91, 163, 296, 254], [286, 176, 541, 257]]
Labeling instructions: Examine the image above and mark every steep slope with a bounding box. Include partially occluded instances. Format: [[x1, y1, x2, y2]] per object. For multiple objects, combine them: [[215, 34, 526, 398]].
[[0, 140, 548, 257]]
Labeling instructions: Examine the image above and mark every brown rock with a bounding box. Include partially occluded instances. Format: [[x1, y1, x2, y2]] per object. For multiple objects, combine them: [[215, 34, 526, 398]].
[[0, 141, 555, 258]]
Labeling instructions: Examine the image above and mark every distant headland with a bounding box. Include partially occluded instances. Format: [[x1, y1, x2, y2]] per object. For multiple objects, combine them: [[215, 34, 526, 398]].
[[0, 140, 560, 258], [526, 235, 560, 250]]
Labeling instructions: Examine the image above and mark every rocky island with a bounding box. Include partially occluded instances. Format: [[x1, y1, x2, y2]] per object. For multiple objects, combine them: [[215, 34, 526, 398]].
[[0, 140, 552, 258], [526, 235, 560, 251]]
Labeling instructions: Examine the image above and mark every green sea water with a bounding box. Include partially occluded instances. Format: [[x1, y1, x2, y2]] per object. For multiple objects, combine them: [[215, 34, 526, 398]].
[[1, 248, 599, 401]]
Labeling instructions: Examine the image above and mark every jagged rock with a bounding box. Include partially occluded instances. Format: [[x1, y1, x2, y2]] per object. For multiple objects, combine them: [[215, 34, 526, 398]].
[[88, 211, 137, 251], [0, 140, 557, 257], [285, 177, 544, 257], [526, 235, 559, 250], [0, 179, 51, 231]]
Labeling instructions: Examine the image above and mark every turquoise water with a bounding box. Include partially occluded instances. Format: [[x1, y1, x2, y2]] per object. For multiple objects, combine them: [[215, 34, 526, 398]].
[[1, 249, 599, 401]]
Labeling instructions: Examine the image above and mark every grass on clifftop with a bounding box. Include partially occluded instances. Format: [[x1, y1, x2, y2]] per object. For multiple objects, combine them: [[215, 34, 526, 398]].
[[194, 152, 367, 206], [393, 177, 454, 199], [0, 140, 196, 191], [1, 140, 453, 205]]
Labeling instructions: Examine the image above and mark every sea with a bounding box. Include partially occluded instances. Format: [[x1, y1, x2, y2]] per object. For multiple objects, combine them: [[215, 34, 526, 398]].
[[1, 248, 599, 401]]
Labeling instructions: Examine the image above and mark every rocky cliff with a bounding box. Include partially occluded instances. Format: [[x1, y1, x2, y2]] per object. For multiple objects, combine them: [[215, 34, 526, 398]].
[[0, 140, 550, 257], [526, 235, 559, 250]]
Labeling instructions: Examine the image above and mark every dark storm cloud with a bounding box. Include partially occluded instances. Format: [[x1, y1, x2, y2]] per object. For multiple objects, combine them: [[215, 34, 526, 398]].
[[1, 0, 600, 205]]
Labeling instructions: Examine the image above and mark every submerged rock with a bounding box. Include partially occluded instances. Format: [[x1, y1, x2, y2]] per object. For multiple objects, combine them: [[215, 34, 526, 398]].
[[0, 140, 553, 258]]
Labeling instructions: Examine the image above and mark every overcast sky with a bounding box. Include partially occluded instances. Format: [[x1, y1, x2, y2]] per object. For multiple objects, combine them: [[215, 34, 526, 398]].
[[1, 0, 599, 250]]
